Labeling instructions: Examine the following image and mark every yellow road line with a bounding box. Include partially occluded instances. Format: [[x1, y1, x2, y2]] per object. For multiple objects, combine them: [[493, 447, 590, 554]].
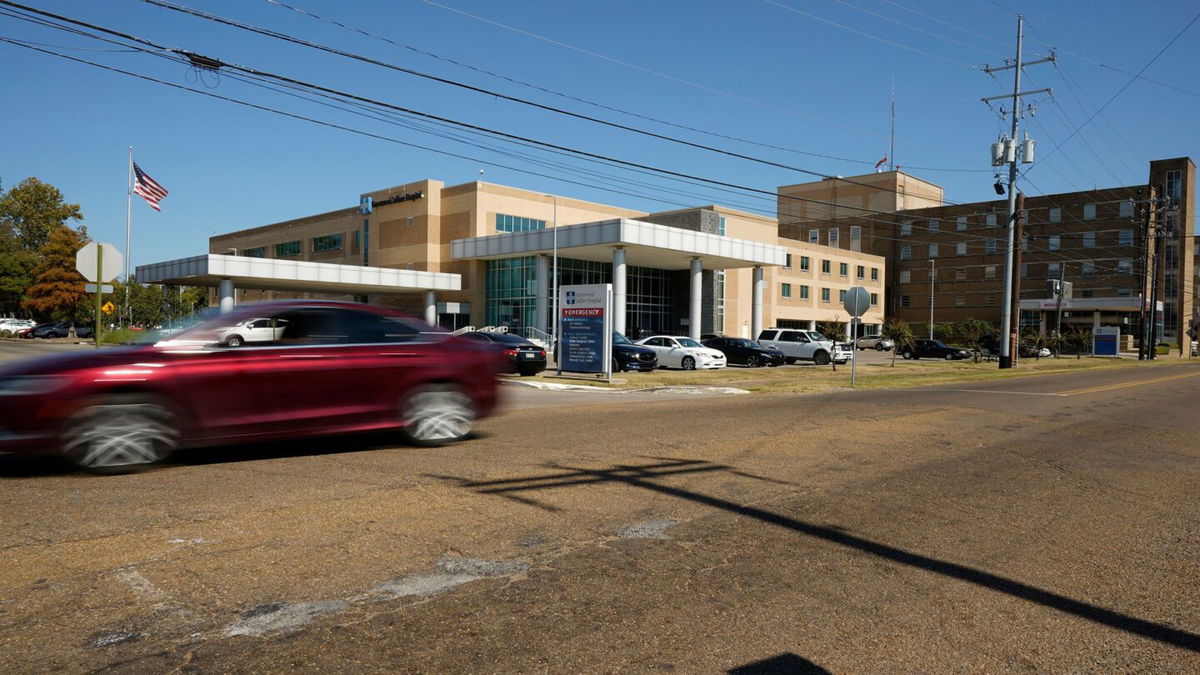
[[1059, 371, 1200, 396]]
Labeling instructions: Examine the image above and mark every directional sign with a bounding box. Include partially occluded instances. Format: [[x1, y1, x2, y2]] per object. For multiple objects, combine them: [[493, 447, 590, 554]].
[[76, 242, 122, 283], [842, 286, 871, 318]]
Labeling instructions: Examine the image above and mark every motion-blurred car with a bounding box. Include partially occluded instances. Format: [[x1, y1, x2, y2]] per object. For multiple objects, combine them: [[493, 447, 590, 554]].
[[0, 301, 502, 473], [855, 335, 894, 351], [460, 331, 547, 376], [0, 319, 36, 334], [634, 335, 726, 370], [31, 322, 72, 339], [901, 339, 972, 360], [701, 336, 785, 367]]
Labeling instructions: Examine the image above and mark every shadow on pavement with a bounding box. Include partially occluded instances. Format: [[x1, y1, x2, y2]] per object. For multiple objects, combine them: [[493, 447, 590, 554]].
[[728, 653, 831, 674], [435, 458, 1200, 653]]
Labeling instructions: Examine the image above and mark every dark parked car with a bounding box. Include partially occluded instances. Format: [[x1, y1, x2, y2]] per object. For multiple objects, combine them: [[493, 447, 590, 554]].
[[74, 324, 95, 339], [31, 322, 72, 339], [901, 339, 972, 361], [612, 332, 657, 372], [460, 331, 547, 376], [0, 301, 502, 473], [702, 336, 785, 367]]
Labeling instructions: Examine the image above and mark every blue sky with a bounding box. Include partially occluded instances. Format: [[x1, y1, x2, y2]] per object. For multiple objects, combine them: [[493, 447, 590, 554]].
[[2, 0, 1198, 271]]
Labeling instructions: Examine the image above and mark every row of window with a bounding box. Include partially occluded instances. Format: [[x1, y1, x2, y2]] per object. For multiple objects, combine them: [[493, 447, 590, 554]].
[[899, 258, 1135, 284], [899, 285, 1135, 309], [807, 226, 863, 251], [899, 231, 1134, 260], [495, 213, 546, 233], [782, 254, 880, 281], [898, 202, 1135, 236], [780, 283, 879, 306]]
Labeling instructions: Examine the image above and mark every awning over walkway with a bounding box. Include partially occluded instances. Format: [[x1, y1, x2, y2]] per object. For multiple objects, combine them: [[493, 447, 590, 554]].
[[136, 254, 461, 294], [451, 218, 787, 269]]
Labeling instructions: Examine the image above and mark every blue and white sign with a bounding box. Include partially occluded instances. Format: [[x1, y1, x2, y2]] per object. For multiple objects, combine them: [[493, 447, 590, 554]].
[[1093, 326, 1120, 357], [558, 284, 612, 376], [359, 195, 373, 215]]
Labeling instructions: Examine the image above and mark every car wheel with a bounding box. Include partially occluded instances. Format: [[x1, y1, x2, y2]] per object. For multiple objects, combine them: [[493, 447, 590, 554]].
[[225, 335, 243, 347], [400, 384, 474, 447], [944, 353, 954, 360], [681, 356, 696, 370], [745, 355, 761, 368], [813, 351, 830, 366], [62, 395, 178, 473], [785, 358, 797, 365], [611, 357, 622, 373], [876, 344, 886, 351], [902, 350, 913, 360]]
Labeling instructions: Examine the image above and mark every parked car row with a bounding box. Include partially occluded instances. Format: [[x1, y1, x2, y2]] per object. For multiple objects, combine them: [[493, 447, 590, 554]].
[[8, 321, 95, 339]]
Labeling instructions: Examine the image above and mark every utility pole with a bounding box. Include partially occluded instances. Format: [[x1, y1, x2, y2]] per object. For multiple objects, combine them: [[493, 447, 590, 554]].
[[1009, 191, 1025, 364], [928, 258, 935, 338], [982, 15, 1053, 369], [1137, 192, 1154, 360], [1054, 265, 1067, 357]]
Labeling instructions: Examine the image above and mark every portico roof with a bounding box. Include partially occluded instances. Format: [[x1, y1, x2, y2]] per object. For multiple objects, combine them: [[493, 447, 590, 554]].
[[451, 218, 787, 269], [136, 254, 460, 294]]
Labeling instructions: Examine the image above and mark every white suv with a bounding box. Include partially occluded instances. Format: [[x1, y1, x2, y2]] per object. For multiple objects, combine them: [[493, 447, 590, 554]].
[[757, 328, 844, 365]]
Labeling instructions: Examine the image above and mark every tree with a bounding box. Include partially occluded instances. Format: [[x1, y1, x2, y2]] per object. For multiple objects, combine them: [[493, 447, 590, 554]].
[[0, 178, 84, 316], [22, 225, 89, 324], [881, 318, 915, 367], [955, 317, 996, 363]]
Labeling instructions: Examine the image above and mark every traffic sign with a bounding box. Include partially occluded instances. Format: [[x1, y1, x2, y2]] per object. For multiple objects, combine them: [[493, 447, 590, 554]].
[[102, 301, 115, 315], [76, 242, 122, 283], [842, 286, 871, 318], [84, 283, 114, 294]]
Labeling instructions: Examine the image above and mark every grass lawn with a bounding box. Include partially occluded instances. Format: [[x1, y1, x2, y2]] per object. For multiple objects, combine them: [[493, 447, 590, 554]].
[[525, 354, 1189, 395]]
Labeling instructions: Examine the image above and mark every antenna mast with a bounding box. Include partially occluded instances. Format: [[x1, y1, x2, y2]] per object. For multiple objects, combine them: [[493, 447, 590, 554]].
[[889, 78, 896, 171]]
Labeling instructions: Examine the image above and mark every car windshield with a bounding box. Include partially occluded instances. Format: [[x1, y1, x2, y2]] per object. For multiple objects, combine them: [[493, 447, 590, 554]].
[[612, 332, 632, 345], [677, 338, 702, 348], [930, 340, 950, 348]]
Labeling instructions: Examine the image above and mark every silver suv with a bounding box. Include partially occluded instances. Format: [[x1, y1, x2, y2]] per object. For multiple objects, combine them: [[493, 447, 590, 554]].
[[757, 328, 842, 365]]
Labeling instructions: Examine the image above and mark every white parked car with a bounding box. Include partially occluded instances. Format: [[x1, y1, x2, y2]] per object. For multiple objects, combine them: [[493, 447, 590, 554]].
[[855, 335, 895, 351], [634, 335, 727, 370], [0, 319, 37, 333], [216, 317, 288, 347]]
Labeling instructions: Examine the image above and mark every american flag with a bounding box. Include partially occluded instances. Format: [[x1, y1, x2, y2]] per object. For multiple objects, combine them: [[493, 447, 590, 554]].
[[133, 161, 168, 211]]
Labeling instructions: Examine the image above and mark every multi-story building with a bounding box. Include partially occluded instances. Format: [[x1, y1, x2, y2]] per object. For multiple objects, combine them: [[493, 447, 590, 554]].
[[778, 158, 1196, 342], [209, 180, 886, 340]]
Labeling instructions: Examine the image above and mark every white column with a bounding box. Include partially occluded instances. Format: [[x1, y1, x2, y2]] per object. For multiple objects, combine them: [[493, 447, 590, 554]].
[[424, 291, 437, 326], [1092, 310, 1101, 331], [751, 266, 764, 339], [535, 255, 548, 336], [218, 279, 235, 314], [689, 257, 703, 340], [613, 247, 627, 336]]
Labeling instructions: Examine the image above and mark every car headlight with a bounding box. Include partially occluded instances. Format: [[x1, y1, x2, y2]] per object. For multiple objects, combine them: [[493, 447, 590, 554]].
[[0, 375, 70, 396]]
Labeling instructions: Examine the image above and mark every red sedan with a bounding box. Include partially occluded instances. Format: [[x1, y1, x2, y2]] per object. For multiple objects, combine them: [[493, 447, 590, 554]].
[[0, 301, 503, 472]]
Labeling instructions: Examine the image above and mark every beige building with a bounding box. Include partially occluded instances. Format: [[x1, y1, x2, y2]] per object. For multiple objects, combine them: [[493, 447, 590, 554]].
[[209, 180, 886, 340]]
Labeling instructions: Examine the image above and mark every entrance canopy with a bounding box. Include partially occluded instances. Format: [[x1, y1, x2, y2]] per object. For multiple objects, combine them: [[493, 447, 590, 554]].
[[451, 218, 787, 269], [137, 254, 461, 294]]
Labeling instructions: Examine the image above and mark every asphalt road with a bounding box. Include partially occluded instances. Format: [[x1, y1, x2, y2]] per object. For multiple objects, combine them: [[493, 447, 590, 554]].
[[1, 348, 1197, 672]]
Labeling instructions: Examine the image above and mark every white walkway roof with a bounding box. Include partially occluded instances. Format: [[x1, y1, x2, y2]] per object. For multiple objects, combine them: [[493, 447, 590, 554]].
[[452, 218, 787, 269], [137, 254, 460, 294]]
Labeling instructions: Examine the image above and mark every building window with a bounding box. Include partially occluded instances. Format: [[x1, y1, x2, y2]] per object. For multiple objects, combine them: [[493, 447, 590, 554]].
[[955, 267, 966, 281], [313, 233, 344, 252], [839, 262, 848, 277], [1021, 236, 1029, 252], [986, 213, 998, 228], [1118, 258, 1132, 274], [985, 239, 997, 254], [800, 256, 811, 271], [243, 246, 266, 258], [985, 293, 996, 306], [1080, 289, 1094, 299], [1083, 203, 1096, 220], [1117, 288, 1132, 297], [829, 228, 840, 248], [406, 216, 414, 227], [956, 241, 967, 256], [275, 240, 301, 257], [1082, 261, 1095, 275], [1120, 229, 1133, 246], [901, 221, 912, 237], [1083, 232, 1096, 249], [781, 283, 792, 299], [1049, 235, 1061, 251], [901, 245, 911, 260], [1166, 169, 1183, 205], [800, 285, 810, 300], [809, 229, 821, 244], [900, 295, 911, 307], [856, 265, 865, 279], [1048, 262, 1060, 278], [955, 295, 966, 307], [495, 213, 546, 232], [870, 267, 878, 281], [929, 218, 939, 233], [821, 288, 831, 302], [821, 259, 832, 274], [850, 226, 862, 252], [1120, 200, 1134, 218], [1020, 263, 1028, 278], [985, 265, 997, 280], [718, 216, 727, 236], [899, 270, 911, 284], [838, 289, 847, 302], [1049, 208, 1062, 223], [956, 216, 967, 231], [929, 244, 939, 258], [870, 292, 878, 306], [784, 253, 792, 270]]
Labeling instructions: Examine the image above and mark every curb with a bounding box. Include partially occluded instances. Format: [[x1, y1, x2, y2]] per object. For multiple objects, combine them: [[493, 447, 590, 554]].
[[500, 379, 749, 395]]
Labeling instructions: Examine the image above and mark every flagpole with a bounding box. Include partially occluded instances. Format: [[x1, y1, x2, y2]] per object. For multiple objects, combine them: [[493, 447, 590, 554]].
[[125, 146, 133, 327]]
